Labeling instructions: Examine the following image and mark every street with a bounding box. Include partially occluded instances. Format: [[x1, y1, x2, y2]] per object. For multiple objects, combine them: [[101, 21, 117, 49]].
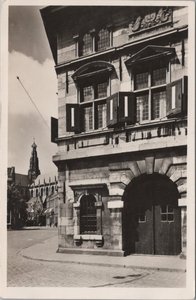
[[7, 229, 186, 287]]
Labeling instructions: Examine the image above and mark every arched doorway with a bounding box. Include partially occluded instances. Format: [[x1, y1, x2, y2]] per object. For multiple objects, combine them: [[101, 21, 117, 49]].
[[122, 173, 181, 255]]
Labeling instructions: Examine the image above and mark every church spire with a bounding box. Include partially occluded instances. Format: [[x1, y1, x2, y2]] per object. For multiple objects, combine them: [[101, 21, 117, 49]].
[[28, 139, 41, 183]]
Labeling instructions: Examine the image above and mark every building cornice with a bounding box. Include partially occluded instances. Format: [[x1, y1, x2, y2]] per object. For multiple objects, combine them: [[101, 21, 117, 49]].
[[53, 137, 187, 164]]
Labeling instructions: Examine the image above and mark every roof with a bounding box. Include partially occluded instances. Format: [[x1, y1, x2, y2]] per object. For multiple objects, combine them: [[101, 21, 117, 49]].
[[40, 6, 66, 64], [30, 172, 57, 187], [15, 173, 30, 186], [40, 6, 132, 65]]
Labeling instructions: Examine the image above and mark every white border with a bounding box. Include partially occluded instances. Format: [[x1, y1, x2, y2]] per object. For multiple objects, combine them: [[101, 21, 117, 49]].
[[0, 1, 195, 299]]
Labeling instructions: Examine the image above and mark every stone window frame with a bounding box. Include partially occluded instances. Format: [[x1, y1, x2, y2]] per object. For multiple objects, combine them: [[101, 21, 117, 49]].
[[133, 65, 168, 123], [70, 61, 114, 133], [72, 185, 104, 245]]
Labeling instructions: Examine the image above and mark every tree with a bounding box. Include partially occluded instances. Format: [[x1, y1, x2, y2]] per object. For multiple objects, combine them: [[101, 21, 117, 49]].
[[7, 183, 28, 228]]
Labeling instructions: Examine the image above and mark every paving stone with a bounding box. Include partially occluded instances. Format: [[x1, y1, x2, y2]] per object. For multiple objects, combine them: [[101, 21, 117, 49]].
[[7, 229, 186, 288]]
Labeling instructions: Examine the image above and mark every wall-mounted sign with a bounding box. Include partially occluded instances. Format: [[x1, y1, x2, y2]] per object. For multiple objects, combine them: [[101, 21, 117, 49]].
[[129, 7, 173, 36]]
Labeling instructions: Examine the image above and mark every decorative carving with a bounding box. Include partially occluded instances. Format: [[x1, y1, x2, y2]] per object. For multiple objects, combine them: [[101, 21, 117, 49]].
[[73, 188, 102, 203], [130, 8, 172, 34]]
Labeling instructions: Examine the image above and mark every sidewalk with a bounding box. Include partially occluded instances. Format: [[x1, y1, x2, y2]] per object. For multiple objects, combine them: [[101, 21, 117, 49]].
[[22, 226, 58, 230], [20, 235, 186, 272]]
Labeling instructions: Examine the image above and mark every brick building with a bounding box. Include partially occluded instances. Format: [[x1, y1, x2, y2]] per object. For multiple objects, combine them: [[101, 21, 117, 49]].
[[41, 6, 188, 256]]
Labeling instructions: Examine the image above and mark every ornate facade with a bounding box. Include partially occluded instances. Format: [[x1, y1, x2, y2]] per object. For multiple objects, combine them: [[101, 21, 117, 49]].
[[27, 141, 58, 226], [28, 174, 58, 226], [41, 6, 188, 256]]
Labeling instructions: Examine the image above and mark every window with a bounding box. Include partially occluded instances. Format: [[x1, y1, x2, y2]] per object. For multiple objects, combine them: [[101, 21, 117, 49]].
[[135, 72, 148, 90], [97, 81, 108, 99], [136, 94, 149, 122], [161, 205, 174, 222], [152, 90, 166, 119], [97, 28, 110, 51], [134, 66, 167, 122], [81, 33, 93, 56], [137, 208, 147, 223], [80, 78, 108, 132], [152, 67, 166, 86], [80, 80, 108, 103], [69, 61, 115, 133], [83, 106, 93, 132], [80, 195, 97, 234], [95, 102, 107, 129], [82, 85, 94, 102], [77, 27, 111, 57]]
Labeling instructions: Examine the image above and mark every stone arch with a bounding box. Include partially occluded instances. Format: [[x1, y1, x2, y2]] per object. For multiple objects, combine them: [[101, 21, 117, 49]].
[[122, 173, 181, 255], [73, 190, 103, 242], [75, 191, 99, 205], [109, 155, 187, 198]]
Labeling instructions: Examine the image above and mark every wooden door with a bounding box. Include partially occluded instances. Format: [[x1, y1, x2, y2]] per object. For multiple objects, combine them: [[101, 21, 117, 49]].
[[123, 174, 181, 256], [154, 204, 181, 255], [135, 205, 154, 254], [129, 178, 154, 255]]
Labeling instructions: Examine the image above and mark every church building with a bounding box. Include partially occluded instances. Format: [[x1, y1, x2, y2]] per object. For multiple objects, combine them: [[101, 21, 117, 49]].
[[27, 141, 58, 226], [41, 6, 188, 256]]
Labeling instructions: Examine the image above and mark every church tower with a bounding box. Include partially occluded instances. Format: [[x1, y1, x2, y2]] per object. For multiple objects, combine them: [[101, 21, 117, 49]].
[[28, 140, 41, 183]]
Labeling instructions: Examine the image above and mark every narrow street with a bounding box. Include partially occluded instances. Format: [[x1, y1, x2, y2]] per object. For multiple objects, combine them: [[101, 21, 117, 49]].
[[7, 229, 186, 287]]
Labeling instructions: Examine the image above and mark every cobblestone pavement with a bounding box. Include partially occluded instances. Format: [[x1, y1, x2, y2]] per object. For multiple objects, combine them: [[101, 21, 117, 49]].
[[7, 229, 186, 287]]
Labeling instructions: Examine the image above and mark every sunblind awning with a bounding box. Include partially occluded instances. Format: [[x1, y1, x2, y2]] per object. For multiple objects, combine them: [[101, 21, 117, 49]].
[[72, 61, 114, 82], [125, 45, 176, 66]]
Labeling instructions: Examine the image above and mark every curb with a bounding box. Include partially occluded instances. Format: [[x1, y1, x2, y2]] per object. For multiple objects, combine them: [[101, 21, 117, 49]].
[[20, 251, 186, 273]]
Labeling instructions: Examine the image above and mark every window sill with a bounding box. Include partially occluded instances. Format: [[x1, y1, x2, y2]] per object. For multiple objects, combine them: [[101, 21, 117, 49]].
[[57, 116, 187, 142], [74, 234, 103, 241]]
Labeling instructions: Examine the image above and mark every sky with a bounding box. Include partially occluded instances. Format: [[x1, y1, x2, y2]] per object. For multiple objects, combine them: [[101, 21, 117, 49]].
[[8, 6, 58, 175]]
